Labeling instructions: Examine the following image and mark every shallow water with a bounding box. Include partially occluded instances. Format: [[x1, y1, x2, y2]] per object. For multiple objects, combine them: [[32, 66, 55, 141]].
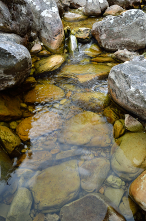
[[0, 15, 146, 221]]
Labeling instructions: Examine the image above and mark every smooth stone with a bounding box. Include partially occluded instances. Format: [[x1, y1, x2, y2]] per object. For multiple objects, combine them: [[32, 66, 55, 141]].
[[63, 12, 87, 22], [6, 188, 33, 221], [16, 111, 63, 141], [30, 44, 42, 54], [0, 203, 10, 219], [111, 132, 146, 181], [60, 193, 126, 221], [91, 56, 115, 63], [17, 151, 52, 170], [119, 196, 138, 219], [0, 93, 22, 121], [113, 119, 125, 139], [35, 55, 65, 75], [125, 114, 144, 132], [84, 44, 102, 57], [108, 56, 146, 120], [79, 157, 110, 192], [105, 175, 125, 189], [92, 9, 146, 51], [29, 160, 80, 211], [45, 213, 59, 221], [24, 84, 65, 103], [57, 64, 111, 87], [71, 27, 91, 43], [103, 106, 119, 124], [0, 126, 21, 154], [104, 187, 124, 207], [71, 92, 110, 111], [58, 111, 112, 147], [104, 5, 124, 16], [113, 49, 139, 62], [56, 149, 80, 160], [129, 170, 146, 211]]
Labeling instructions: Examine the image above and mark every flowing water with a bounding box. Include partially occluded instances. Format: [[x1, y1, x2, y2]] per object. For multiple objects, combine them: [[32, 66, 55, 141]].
[[0, 15, 146, 221]]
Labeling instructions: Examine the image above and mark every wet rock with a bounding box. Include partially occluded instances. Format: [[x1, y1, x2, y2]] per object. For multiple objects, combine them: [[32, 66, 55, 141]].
[[57, 63, 111, 87], [35, 55, 65, 75], [84, 44, 102, 57], [0, 33, 26, 45], [129, 170, 146, 211], [125, 114, 144, 132], [16, 111, 63, 141], [108, 56, 146, 120], [17, 151, 52, 170], [60, 193, 126, 221], [71, 92, 110, 111], [45, 213, 59, 221], [56, 149, 80, 160], [83, 0, 109, 16], [25, 0, 64, 52], [71, 27, 91, 43], [113, 49, 139, 62], [79, 157, 110, 192], [30, 44, 42, 54], [58, 111, 112, 147], [107, 0, 141, 9], [111, 132, 146, 181], [119, 196, 138, 219], [104, 187, 124, 207], [104, 5, 124, 16], [103, 106, 119, 124], [0, 126, 21, 154], [105, 175, 125, 189], [6, 187, 33, 221], [0, 1, 13, 33], [92, 9, 146, 51], [24, 84, 65, 103], [91, 55, 115, 63], [29, 160, 80, 211], [0, 147, 12, 180], [114, 119, 125, 139], [55, 0, 70, 17], [0, 93, 22, 121], [0, 41, 32, 91], [63, 11, 87, 21]]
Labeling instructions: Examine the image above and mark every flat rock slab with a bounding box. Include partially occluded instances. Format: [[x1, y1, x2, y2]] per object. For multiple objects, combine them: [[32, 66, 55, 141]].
[[60, 193, 126, 221], [108, 56, 146, 120]]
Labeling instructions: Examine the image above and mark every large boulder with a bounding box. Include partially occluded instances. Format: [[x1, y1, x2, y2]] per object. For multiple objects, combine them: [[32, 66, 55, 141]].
[[107, 0, 141, 8], [0, 1, 13, 33], [0, 40, 31, 91], [25, 0, 64, 51], [83, 0, 109, 16], [108, 56, 146, 120], [92, 9, 146, 52], [60, 193, 126, 221]]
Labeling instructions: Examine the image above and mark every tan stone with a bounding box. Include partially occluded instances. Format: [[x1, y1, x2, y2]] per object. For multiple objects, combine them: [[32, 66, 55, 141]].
[[104, 5, 124, 16], [38, 50, 51, 57], [91, 56, 115, 63], [24, 84, 65, 103], [71, 92, 110, 111], [0, 93, 22, 121], [35, 55, 65, 74], [17, 151, 52, 170], [129, 170, 146, 211], [29, 160, 80, 211], [58, 111, 112, 147], [0, 147, 12, 180], [114, 119, 125, 139], [63, 12, 87, 22], [30, 44, 42, 54], [33, 213, 44, 221], [16, 111, 63, 141], [0, 126, 21, 154]]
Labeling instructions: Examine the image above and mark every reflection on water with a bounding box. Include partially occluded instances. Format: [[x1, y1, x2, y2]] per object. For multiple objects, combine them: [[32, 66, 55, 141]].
[[0, 19, 146, 221]]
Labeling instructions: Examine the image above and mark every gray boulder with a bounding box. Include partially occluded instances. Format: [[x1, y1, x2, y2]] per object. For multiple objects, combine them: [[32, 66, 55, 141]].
[[92, 9, 146, 51], [0, 33, 26, 45], [108, 56, 146, 120], [0, 1, 13, 33], [83, 0, 109, 16], [107, 0, 141, 9], [0, 40, 31, 90]]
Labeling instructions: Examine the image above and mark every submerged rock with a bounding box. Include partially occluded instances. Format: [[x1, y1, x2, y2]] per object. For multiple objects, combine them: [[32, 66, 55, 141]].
[[71, 27, 91, 43], [58, 111, 112, 147], [104, 187, 124, 207], [29, 160, 80, 211], [24, 84, 65, 103], [0, 147, 12, 180], [0, 126, 21, 154], [108, 56, 146, 120], [0, 41, 31, 91], [119, 196, 138, 219], [111, 132, 146, 181], [79, 157, 110, 192], [71, 92, 110, 111], [60, 193, 126, 221], [92, 9, 146, 51], [16, 111, 63, 141]]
